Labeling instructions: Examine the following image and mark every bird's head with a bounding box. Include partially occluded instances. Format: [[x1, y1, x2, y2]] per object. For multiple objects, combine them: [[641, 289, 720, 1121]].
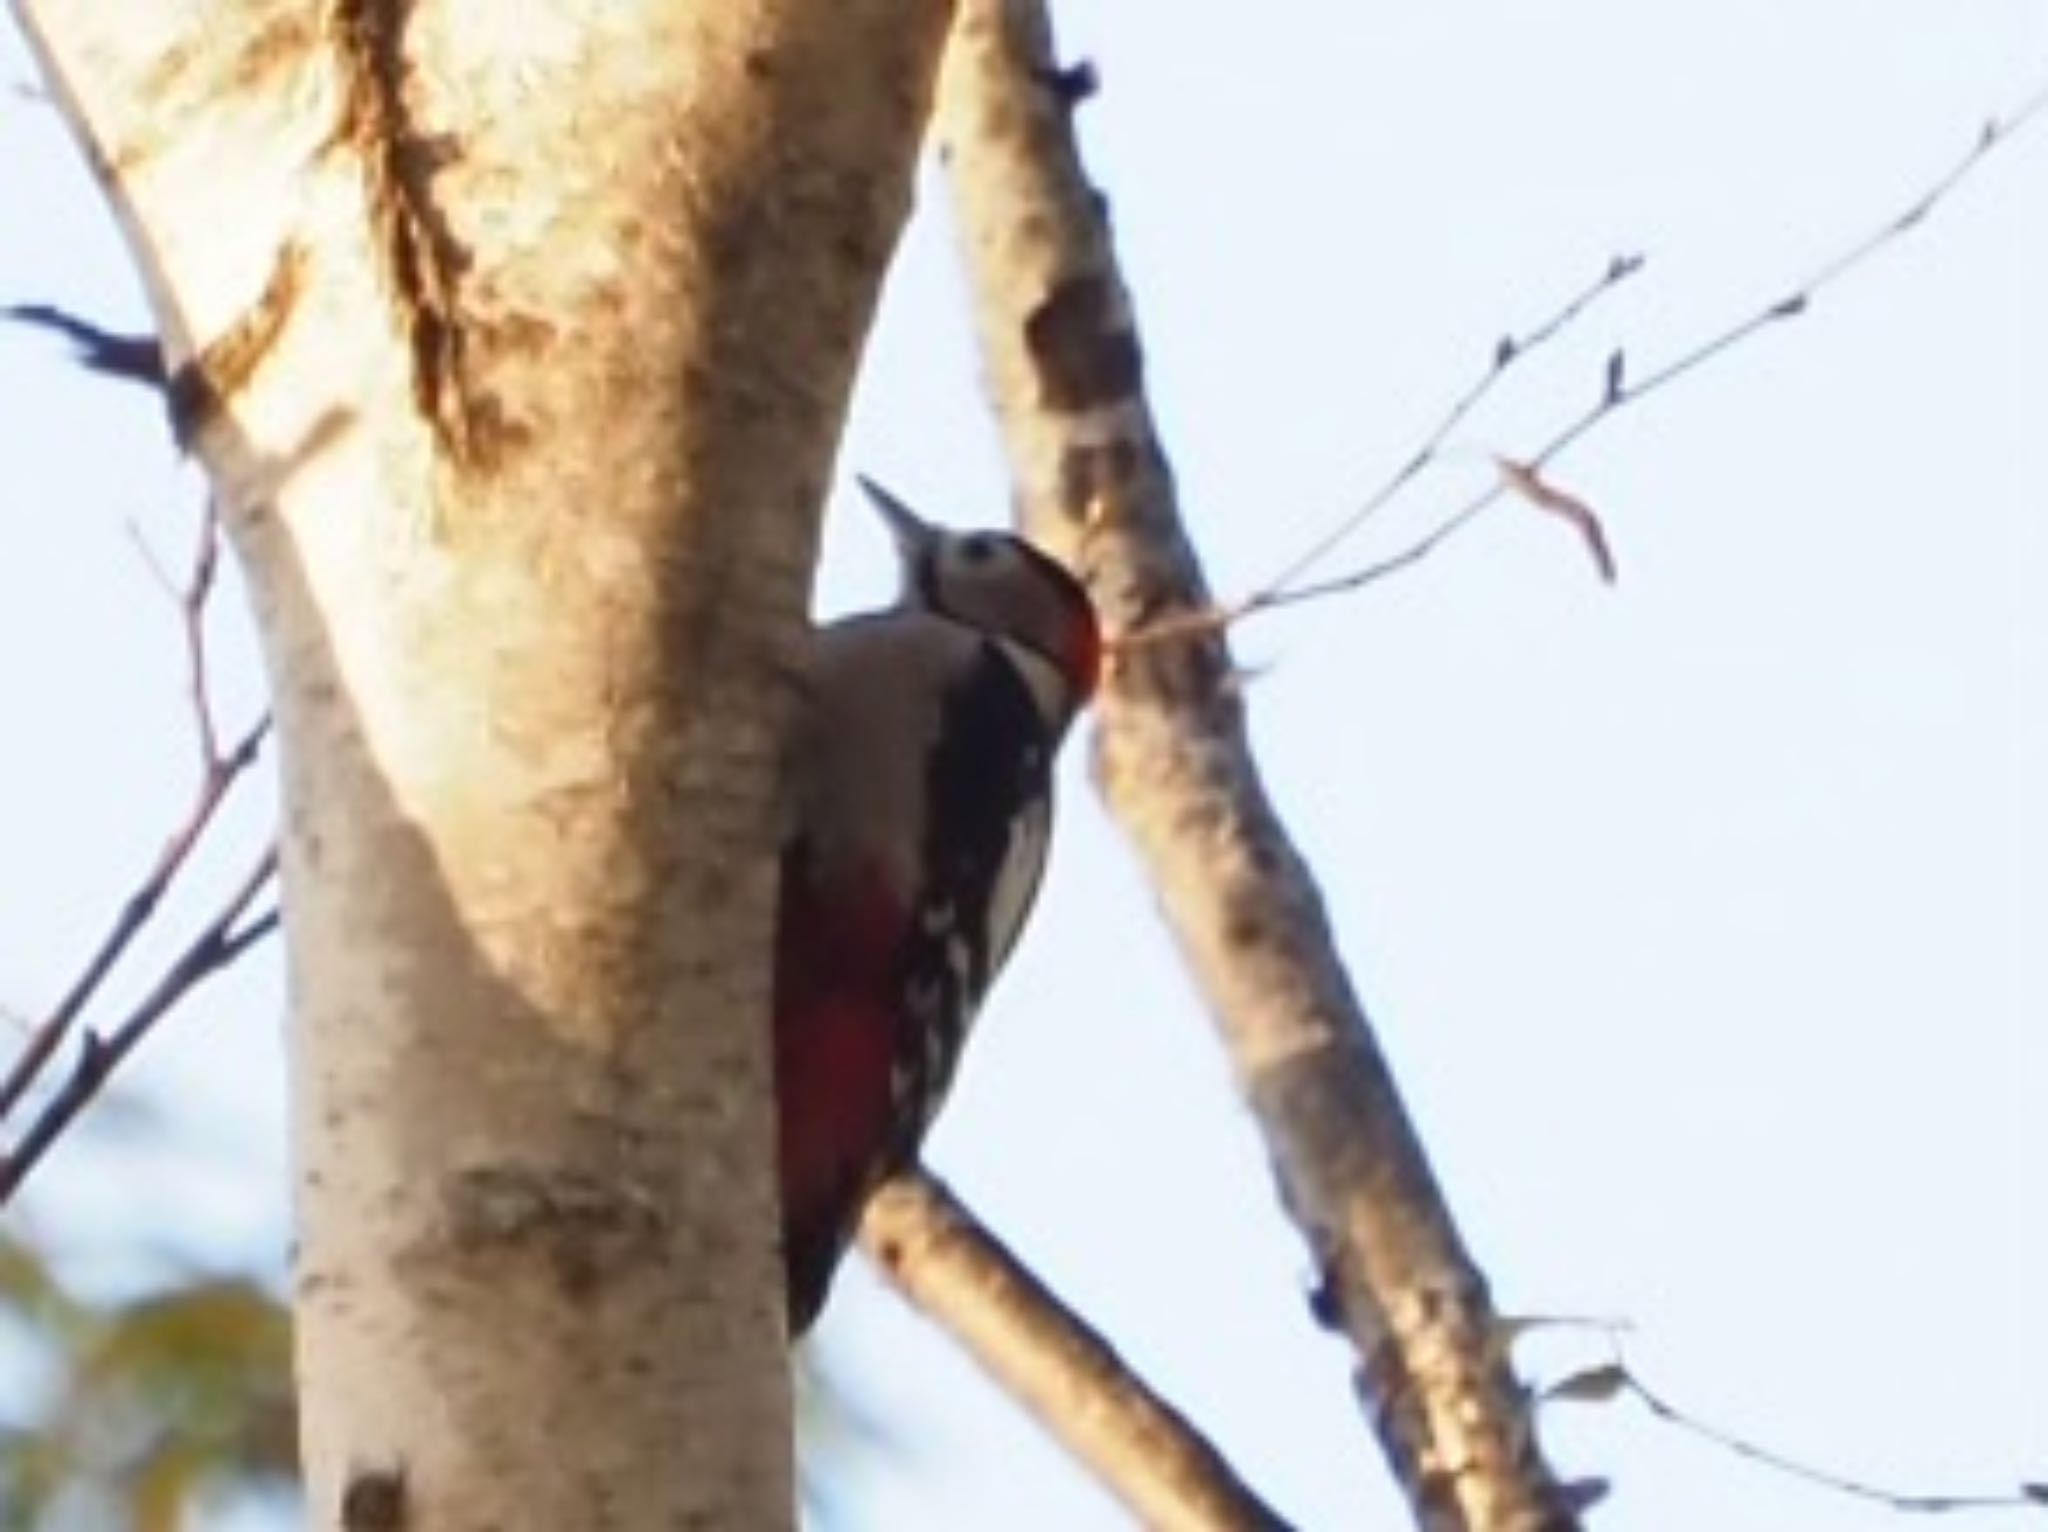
[[860, 477, 1101, 706]]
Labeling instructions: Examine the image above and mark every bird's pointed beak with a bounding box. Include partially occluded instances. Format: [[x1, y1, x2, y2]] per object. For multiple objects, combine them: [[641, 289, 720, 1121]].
[[857, 476, 939, 564]]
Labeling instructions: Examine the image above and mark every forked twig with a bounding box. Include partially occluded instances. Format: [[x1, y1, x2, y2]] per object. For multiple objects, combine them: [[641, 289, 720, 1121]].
[[0, 493, 275, 1204], [0, 717, 269, 1129], [1124, 79, 2048, 645], [0, 844, 279, 1205], [1256, 252, 1643, 603], [0, 505, 270, 1130]]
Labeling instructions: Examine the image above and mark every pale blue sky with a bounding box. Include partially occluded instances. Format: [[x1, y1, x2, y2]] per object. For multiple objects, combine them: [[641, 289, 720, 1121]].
[[2, 3, 2042, 1529]]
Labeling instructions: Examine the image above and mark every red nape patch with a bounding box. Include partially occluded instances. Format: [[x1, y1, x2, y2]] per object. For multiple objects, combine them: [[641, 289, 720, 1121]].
[[1064, 607, 1104, 702], [772, 861, 907, 1245]]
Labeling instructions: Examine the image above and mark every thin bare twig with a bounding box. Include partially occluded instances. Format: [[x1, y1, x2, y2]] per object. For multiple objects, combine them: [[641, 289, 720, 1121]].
[[1254, 77, 2048, 614], [0, 844, 279, 1205], [0, 718, 270, 1129], [862, 1169, 1294, 1532], [1124, 76, 2048, 647], [1258, 251, 1643, 604], [0, 504, 269, 1129], [1119, 253, 1645, 651], [1546, 1351, 2048, 1517], [1517, 78, 2048, 480], [131, 502, 231, 773], [3, 306, 272, 1205]]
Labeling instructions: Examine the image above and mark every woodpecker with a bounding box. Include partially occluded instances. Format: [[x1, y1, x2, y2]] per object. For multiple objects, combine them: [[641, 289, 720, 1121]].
[[775, 480, 1100, 1334]]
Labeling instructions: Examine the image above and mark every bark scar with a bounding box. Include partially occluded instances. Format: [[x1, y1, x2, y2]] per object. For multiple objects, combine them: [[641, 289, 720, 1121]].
[[168, 240, 311, 451], [1024, 272, 1142, 414], [328, 0, 476, 463], [445, 1164, 666, 1300], [340, 1464, 408, 1531]]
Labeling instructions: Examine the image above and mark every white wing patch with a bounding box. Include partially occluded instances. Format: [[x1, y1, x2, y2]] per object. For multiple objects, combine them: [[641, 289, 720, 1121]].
[[984, 796, 1051, 980], [889, 799, 1052, 1137]]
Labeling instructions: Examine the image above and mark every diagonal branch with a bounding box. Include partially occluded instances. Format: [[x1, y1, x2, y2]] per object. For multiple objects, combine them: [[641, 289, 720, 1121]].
[[862, 1169, 1293, 1532], [934, 2, 1585, 1527]]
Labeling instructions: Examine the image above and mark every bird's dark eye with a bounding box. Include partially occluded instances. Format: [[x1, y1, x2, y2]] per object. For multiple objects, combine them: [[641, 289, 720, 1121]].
[[958, 535, 1000, 565]]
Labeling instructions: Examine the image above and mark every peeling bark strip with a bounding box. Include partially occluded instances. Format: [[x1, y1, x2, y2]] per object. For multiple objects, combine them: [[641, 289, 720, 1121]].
[[327, 0, 477, 462], [936, 2, 1585, 1527], [170, 240, 311, 449]]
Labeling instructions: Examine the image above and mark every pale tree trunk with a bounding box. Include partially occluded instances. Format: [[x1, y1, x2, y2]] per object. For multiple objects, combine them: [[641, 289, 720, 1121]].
[[12, 1, 950, 1526]]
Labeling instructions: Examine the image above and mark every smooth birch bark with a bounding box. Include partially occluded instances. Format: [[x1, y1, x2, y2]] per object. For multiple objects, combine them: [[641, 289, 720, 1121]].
[[12, 1, 950, 1525], [934, 2, 1585, 1527]]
